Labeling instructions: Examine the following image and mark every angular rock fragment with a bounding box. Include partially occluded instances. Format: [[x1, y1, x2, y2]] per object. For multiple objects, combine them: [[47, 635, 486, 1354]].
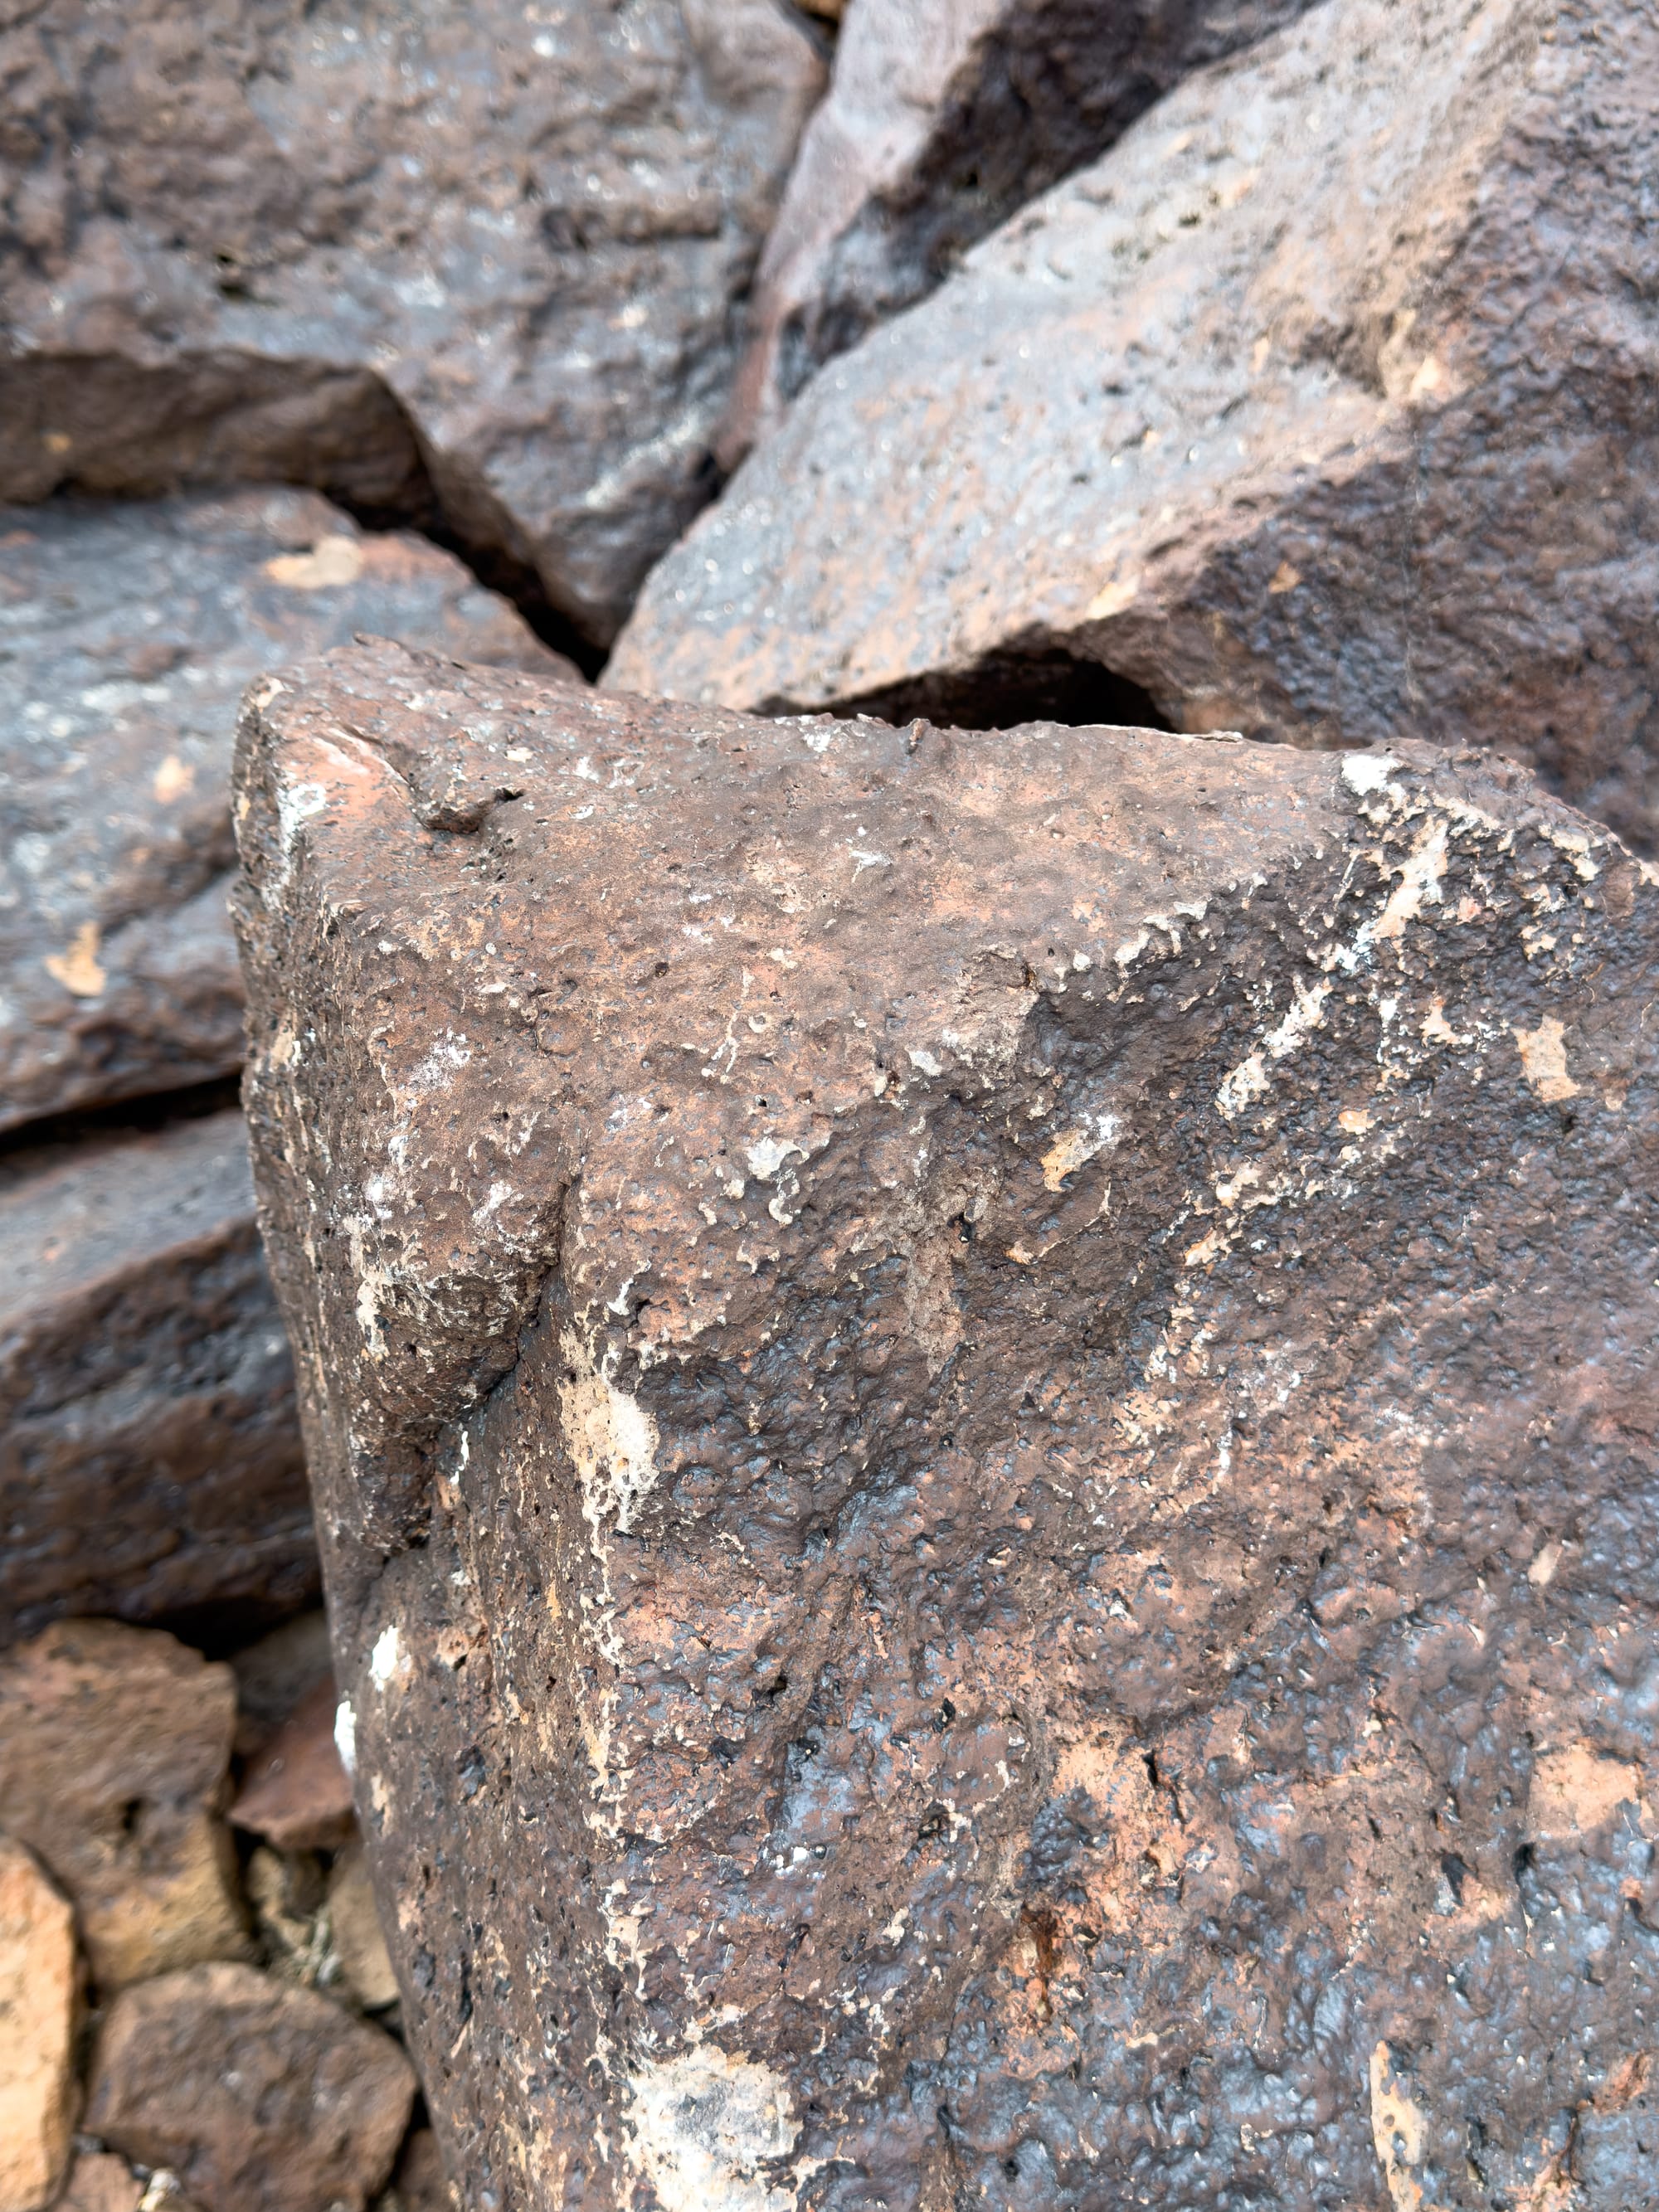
[[0, 1839, 76, 2212], [614, 0, 1659, 852], [236, 639, 1659, 2210], [51, 2155, 141, 2212], [85, 1962, 415, 2212], [0, 3, 823, 645], [325, 1843, 399, 2013], [0, 1621, 244, 1989], [0, 489, 567, 1131], [0, 1111, 314, 1646], [231, 1680, 353, 1854], [727, 0, 1319, 455]]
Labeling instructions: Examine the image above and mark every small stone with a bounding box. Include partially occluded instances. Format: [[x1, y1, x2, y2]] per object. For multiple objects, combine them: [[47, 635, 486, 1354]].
[[85, 1964, 416, 2212], [0, 1622, 244, 1991], [51, 2156, 140, 2212], [0, 1838, 76, 2212], [326, 1845, 399, 2015], [0, 1114, 314, 1646], [228, 1613, 333, 1761], [231, 1680, 354, 1854], [244, 1849, 331, 1993]]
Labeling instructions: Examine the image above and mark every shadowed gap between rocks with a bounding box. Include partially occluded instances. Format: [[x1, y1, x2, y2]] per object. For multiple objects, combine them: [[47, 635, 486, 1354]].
[[774, 646, 1175, 732], [0, 1076, 247, 1189]]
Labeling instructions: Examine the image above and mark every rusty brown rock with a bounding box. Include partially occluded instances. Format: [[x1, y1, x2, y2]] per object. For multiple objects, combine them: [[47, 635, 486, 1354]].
[[325, 1842, 399, 2013], [0, 489, 567, 1132], [50, 2155, 141, 2212], [233, 638, 1659, 2210], [614, 0, 1659, 855], [0, 1839, 76, 2212], [231, 1679, 353, 1854], [380, 2132, 454, 2212], [0, 2, 823, 647], [0, 1621, 244, 1990], [85, 1962, 415, 2212], [0, 1111, 314, 1647], [725, 0, 1320, 459]]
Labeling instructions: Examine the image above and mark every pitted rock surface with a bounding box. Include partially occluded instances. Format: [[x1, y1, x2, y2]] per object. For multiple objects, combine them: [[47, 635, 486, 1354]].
[[726, 0, 1319, 459], [0, 0, 823, 645], [0, 489, 566, 1131], [0, 1111, 314, 1647], [613, 0, 1659, 853], [235, 640, 1659, 2211]]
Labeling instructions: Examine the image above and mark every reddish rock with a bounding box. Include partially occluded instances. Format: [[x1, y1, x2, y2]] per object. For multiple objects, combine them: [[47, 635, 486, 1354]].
[[381, 2133, 453, 2212], [0, 2, 823, 646], [0, 1839, 76, 2212], [0, 1621, 244, 1990], [85, 1962, 415, 2212], [231, 1680, 353, 1855], [234, 639, 1659, 2209], [614, 0, 1659, 854], [50, 2156, 140, 2212], [0, 1111, 314, 1647], [0, 489, 566, 1132], [727, 0, 1320, 457]]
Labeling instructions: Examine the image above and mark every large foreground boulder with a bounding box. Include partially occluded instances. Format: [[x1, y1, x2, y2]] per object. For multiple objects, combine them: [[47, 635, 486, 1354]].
[[725, 0, 1320, 457], [612, 0, 1659, 853], [235, 639, 1659, 2210], [0, 0, 823, 644], [0, 489, 565, 1133], [0, 1111, 314, 1646]]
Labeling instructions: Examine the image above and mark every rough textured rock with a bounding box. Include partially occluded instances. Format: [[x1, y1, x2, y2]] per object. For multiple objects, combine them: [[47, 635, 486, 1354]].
[[0, 1111, 314, 1647], [381, 2132, 454, 2212], [325, 1842, 399, 2013], [85, 1962, 416, 2212], [231, 1679, 353, 1853], [0, 2, 823, 647], [51, 2154, 142, 2212], [0, 488, 567, 1131], [613, 0, 1659, 854], [236, 639, 1659, 2210], [725, 0, 1320, 458], [0, 1839, 75, 2212], [0, 1621, 245, 1990]]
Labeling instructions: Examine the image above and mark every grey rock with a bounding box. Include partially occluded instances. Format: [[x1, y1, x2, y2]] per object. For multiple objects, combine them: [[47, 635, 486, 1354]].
[[0, 488, 567, 1131], [612, 0, 1659, 853], [0, 1111, 314, 1646], [0, 0, 825, 644]]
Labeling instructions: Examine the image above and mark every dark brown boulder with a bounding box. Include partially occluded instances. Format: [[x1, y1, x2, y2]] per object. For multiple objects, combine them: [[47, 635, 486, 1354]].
[[0, 0, 823, 646], [85, 1962, 416, 2212], [0, 1111, 315, 1646], [724, 0, 1321, 459], [0, 489, 567, 1133], [235, 639, 1659, 2210], [613, 0, 1659, 853]]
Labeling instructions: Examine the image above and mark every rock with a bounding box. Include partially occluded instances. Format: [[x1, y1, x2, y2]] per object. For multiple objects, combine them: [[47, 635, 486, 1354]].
[[325, 1844, 398, 2014], [242, 1848, 331, 1992], [0, 1111, 315, 1647], [378, 2132, 452, 2212], [51, 2156, 141, 2212], [0, 1621, 244, 1990], [0, 3, 823, 648], [228, 1612, 333, 1760], [612, 0, 1659, 855], [231, 1680, 354, 1855], [0, 489, 567, 1132], [234, 638, 1659, 2210], [0, 1839, 76, 2212], [85, 1962, 416, 2212], [725, 0, 1320, 457]]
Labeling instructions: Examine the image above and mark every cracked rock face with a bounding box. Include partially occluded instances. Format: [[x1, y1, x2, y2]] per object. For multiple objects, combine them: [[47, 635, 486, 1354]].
[[0, 1111, 315, 1647], [0, 489, 567, 1132], [725, 0, 1320, 459], [0, 0, 824, 645], [235, 640, 1659, 2210], [613, 0, 1659, 853]]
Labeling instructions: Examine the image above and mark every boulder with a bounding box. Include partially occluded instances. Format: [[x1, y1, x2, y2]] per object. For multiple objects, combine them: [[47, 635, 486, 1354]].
[[0, 1839, 76, 2212], [234, 639, 1659, 2210], [0, 1111, 314, 1646], [0, 1, 824, 646], [611, 0, 1659, 854], [0, 1621, 244, 1990], [725, 0, 1320, 457], [85, 1962, 415, 2212], [0, 489, 567, 1133]]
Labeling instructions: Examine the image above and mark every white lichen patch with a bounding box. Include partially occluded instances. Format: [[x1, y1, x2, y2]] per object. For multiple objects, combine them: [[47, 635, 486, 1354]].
[[1040, 1112, 1120, 1191], [558, 1330, 661, 1535], [625, 2048, 802, 2212], [369, 1624, 402, 1689], [1216, 975, 1331, 1119], [1511, 1014, 1580, 1104]]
